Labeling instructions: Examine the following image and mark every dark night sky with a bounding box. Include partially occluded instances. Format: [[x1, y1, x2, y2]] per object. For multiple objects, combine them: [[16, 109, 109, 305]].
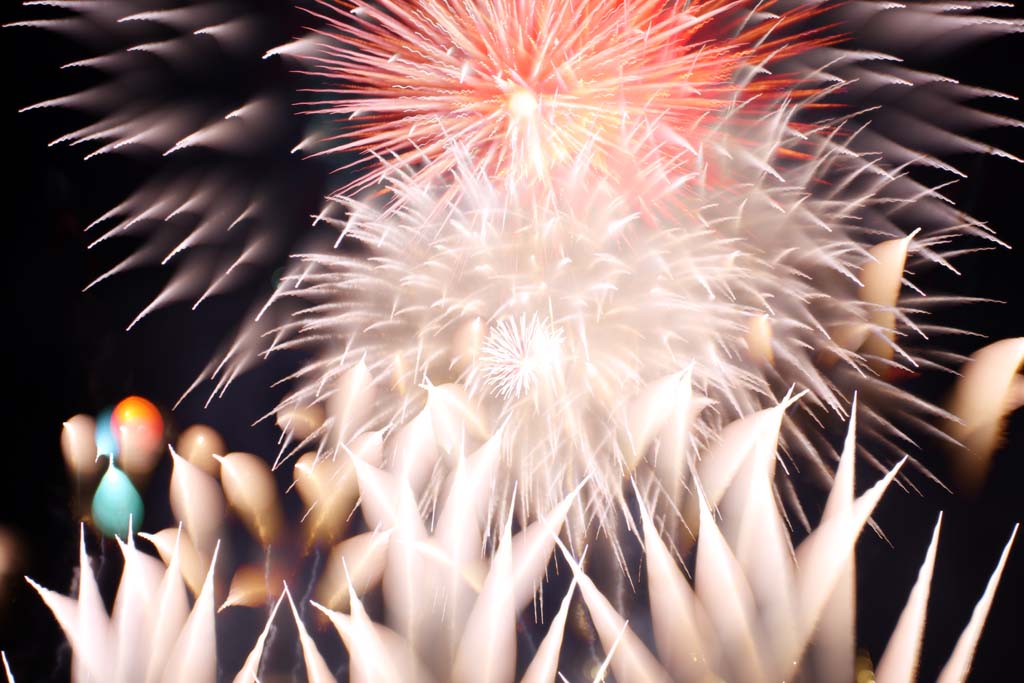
[[2, 2, 1023, 681]]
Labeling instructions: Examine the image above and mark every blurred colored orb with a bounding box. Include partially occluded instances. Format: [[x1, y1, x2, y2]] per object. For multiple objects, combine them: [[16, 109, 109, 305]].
[[112, 395, 165, 478], [94, 406, 119, 457], [60, 414, 101, 477], [176, 424, 225, 476], [112, 395, 163, 435], [91, 460, 145, 539]]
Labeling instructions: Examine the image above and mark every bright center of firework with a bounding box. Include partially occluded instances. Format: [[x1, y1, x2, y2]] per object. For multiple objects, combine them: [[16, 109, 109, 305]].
[[480, 314, 564, 400], [506, 88, 539, 120]]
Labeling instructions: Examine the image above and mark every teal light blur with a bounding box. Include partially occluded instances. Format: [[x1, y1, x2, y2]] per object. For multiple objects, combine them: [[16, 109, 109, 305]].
[[91, 459, 144, 539], [94, 406, 119, 457]]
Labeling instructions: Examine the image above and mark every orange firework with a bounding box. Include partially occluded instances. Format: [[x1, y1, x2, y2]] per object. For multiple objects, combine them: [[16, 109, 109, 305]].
[[301, 0, 837, 198]]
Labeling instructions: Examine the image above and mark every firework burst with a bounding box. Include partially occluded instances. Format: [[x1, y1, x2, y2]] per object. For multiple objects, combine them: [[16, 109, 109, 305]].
[[255, 98, 1008, 541], [301, 0, 837, 196]]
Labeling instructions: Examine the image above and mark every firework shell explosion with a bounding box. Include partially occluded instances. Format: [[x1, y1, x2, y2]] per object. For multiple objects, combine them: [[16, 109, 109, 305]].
[[3, 0, 1024, 682]]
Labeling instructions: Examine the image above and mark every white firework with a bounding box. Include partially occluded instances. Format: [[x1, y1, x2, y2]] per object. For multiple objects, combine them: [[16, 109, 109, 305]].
[[22, 411, 1019, 683], [8, 0, 1024, 679], [480, 314, 566, 401], [260, 94, 1006, 541]]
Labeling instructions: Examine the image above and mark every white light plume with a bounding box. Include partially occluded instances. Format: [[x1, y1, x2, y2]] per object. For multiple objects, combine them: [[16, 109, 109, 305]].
[[22, 409, 1018, 682]]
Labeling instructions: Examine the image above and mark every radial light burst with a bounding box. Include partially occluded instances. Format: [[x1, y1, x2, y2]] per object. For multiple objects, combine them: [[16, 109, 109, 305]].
[[301, 0, 837, 196]]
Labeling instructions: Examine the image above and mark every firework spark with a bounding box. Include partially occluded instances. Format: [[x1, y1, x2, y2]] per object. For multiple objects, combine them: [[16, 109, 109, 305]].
[[8, 0, 325, 330]]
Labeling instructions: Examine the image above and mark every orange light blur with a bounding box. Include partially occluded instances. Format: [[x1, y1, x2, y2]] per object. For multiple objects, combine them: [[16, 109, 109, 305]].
[[112, 395, 165, 478]]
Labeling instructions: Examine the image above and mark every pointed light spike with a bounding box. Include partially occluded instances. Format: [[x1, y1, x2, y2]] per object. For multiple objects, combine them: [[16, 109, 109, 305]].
[[168, 445, 226, 558], [315, 530, 392, 612], [876, 514, 943, 683], [635, 487, 713, 681], [520, 578, 577, 683], [284, 587, 336, 683], [70, 524, 114, 680], [811, 560, 856, 683], [1, 651, 13, 683], [139, 527, 206, 597], [823, 398, 859, 525], [145, 526, 190, 683], [936, 524, 1019, 683], [331, 358, 376, 446], [161, 543, 220, 683], [25, 577, 93, 673], [386, 405, 439, 495], [946, 338, 1024, 491], [860, 232, 916, 360], [435, 427, 505, 559], [349, 451, 423, 533], [232, 591, 287, 683], [793, 458, 906, 673], [220, 564, 272, 611], [314, 604, 375, 683], [314, 588, 427, 683], [694, 488, 765, 683], [695, 401, 788, 512], [811, 400, 860, 682], [357, 548, 439, 681], [509, 481, 582, 610], [352, 454, 432, 659], [112, 530, 165, 683], [653, 366, 700, 512], [717, 403, 798, 659], [557, 540, 672, 683], [216, 451, 283, 546], [432, 430, 505, 643], [453, 500, 517, 683], [622, 369, 690, 470]]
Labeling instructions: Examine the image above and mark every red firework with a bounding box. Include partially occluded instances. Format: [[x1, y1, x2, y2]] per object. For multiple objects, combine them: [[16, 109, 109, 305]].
[[300, 0, 837, 199]]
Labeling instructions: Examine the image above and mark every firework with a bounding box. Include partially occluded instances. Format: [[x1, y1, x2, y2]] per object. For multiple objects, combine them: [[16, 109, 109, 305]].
[[23, 412, 1019, 682], [8, 0, 324, 331], [301, 0, 837, 196], [255, 117, 999, 540], [7, 0, 1024, 680]]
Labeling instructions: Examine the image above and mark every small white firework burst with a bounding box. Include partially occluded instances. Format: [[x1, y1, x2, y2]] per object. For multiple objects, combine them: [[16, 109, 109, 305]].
[[480, 314, 566, 401]]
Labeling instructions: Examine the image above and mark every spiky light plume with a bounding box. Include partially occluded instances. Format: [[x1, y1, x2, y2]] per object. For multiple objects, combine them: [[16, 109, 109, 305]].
[[22, 412, 1019, 682]]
